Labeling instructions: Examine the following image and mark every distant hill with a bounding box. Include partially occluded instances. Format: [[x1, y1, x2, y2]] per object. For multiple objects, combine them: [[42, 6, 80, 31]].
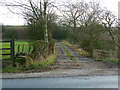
[[2, 25, 28, 31], [2, 25, 29, 40]]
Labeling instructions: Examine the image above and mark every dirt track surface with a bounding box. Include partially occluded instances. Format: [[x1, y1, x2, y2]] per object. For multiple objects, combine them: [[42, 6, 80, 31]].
[[50, 43, 118, 70], [2, 42, 118, 79]]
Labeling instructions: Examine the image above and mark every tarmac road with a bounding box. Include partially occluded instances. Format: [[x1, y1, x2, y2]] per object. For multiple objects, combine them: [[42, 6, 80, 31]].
[[2, 75, 118, 88]]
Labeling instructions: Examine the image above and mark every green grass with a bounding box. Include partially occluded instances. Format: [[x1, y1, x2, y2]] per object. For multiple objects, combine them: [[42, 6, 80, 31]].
[[2, 41, 31, 53], [2, 66, 21, 73], [29, 54, 56, 69], [77, 50, 90, 57], [61, 45, 74, 58], [62, 41, 90, 57], [1, 54, 56, 73], [95, 58, 118, 64], [62, 42, 90, 57], [0, 41, 33, 59]]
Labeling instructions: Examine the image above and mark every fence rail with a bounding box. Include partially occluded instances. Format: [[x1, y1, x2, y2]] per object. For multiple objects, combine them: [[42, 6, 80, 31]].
[[1, 39, 33, 67], [0, 38, 15, 67], [92, 49, 117, 59], [0, 48, 11, 50], [16, 44, 32, 54], [0, 41, 12, 42]]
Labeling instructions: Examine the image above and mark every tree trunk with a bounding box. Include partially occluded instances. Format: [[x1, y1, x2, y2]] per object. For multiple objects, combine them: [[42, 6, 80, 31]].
[[44, 1, 48, 43]]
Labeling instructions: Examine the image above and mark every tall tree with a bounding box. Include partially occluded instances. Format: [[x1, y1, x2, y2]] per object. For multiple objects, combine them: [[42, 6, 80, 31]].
[[2, 0, 57, 41]]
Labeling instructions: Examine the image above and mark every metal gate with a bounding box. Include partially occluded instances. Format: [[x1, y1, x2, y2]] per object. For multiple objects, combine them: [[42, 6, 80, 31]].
[[0, 38, 15, 67]]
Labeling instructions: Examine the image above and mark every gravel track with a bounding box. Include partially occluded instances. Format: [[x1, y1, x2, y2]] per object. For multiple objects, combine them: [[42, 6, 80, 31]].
[[51, 43, 118, 70], [56, 43, 70, 60], [63, 45, 94, 62]]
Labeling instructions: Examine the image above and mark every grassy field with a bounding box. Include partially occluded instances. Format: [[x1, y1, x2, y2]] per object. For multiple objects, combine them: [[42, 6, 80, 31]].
[[0, 41, 33, 59]]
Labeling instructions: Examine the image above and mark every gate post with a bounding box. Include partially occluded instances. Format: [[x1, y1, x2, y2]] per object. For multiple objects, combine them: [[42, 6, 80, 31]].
[[11, 37, 15, 67]]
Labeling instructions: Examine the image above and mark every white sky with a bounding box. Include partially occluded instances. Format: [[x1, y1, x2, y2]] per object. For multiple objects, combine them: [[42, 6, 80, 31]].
[[0, 0, 120, 25]]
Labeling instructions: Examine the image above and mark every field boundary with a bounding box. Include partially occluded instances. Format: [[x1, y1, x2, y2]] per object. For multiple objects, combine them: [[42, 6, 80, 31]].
[[0, 38, 15, 67]]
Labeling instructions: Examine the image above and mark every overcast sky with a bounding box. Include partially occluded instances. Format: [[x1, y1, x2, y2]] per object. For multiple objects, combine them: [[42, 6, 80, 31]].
[[0, 0, 120, 25]]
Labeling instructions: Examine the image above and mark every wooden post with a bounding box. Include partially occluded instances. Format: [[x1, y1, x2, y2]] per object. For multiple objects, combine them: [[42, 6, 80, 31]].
[[17, 45, 20, 53], [11, 37, 15, 67], [22, 45, 24, 53], [29, 45, 31, 53]]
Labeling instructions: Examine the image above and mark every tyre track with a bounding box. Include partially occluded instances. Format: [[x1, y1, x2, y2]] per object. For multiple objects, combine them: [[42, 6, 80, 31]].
[[62, 44, 94, 62], [50, 42, 117, 70]]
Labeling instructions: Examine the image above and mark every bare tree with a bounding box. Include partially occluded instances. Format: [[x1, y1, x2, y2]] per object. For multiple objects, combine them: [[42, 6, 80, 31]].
[[61, 1, 85, 31], [61, 1, 103, 30], [1, 0, 57, 42], [101, 9, 117, 46]]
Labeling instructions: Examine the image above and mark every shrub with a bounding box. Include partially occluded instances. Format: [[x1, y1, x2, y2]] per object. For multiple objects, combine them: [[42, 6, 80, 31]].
[[31, 40, 49, 59], [31, 40, 54, 59], [78, 49, 90, 57]]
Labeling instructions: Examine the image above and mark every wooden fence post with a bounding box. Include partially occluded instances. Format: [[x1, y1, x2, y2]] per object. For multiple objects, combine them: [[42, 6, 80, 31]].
[[11, 37, 15, 67], [22, 45, 24, 53], [17, 45, 20, 53], [29, 45, 31, 53]]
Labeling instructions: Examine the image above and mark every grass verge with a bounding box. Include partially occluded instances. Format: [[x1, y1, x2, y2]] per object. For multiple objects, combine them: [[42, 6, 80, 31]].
[[2, 66, 25, 73], [1, 54, 56, 73], [95, 58, 118, 64], [28, 54, 56, 69]]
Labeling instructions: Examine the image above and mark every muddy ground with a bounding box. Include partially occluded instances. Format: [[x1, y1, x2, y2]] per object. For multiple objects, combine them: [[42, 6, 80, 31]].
[[47, 43, 118, 76], [50, 43, 118, 69], [2, 42, 118, 78]]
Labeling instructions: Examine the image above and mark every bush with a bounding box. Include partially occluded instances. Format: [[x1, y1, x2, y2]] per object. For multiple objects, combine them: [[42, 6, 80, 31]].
[[31, 40, 54, 59], [30, 40, 49, 59], [26, 54, 56, 69]]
